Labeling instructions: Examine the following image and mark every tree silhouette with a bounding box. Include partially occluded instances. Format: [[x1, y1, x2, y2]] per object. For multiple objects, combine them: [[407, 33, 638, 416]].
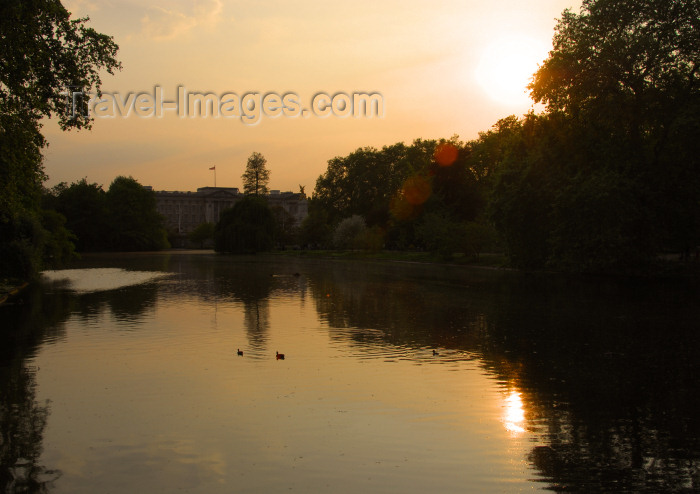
[[241, 152, 271, 195], [0, 0, 120, 279]]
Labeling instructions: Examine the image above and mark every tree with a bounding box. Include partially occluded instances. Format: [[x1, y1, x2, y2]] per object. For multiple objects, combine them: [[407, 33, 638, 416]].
[[333, 215, 367, 249], [311, 137, 495, 251], [241, 152, 270, 195], [415, 212, 466, 259], [188, 222, 215, 249], [530, 0, 698, 125], [299, 199, 332, 248], [484, 0, 700, 271], [0, 214, 44, 280], [47, 179, 108, 252], [39, 208, 77, 268], [462, 222, 499, 259], [314, 143, 416, 227], [105, 176, 169, 251], [0, 0, 121, 279], [270, 205, 297, 248], [527, 0, 700, 263], [215, 196, 275, 253]]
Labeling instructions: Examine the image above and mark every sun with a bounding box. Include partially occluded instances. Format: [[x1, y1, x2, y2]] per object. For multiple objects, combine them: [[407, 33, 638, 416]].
[[475, 35, 549, 107]]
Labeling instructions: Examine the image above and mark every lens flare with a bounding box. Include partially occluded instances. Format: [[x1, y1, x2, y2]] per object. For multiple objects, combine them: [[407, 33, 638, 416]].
[[434, 143, 458, 167], [402, 175, 432, 206]]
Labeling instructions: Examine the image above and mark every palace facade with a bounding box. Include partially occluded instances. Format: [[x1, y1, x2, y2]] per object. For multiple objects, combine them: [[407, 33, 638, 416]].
[[153, 186, 308, 234]]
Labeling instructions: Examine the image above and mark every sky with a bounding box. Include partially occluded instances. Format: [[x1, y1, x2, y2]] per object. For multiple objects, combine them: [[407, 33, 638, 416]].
[[44, 0, 582, 193]]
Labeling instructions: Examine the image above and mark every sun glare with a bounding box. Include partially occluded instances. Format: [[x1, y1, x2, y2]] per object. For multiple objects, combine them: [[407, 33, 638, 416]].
[[503, 390, 526, 435], [475, 35, 549, 107]]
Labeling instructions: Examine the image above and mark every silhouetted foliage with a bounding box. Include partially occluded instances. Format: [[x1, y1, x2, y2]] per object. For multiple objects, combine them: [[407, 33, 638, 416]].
[[45, 179, 108, 252], [215, 195, 275, 253], [105, 176, 169, 251], [241, 152, 270, 195], [299, 199, 332, 248], [0, 213, 45, 280], [188, 222, 215, 249], [0, 0, 120, 279], [305, 0, 698, 273], [496, 0, 700, 271], [39, 209, 76, 268], [41, 177, 169, 253], [270, 206, 297, 247], [312, 137, 495, 255]]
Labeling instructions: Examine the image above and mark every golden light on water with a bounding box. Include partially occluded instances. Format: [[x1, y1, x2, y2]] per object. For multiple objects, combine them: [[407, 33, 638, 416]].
[[503, 390, 526, 435]]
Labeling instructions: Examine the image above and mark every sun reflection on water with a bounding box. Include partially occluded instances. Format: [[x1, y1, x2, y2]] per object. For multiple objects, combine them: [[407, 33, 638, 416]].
[[503, 390, 526, 436]]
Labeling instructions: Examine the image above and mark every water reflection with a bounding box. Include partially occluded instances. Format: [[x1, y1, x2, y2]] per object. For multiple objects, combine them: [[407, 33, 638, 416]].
[[297, 261, 700, 491], [1, 254, 699, 492], [1, 285, 65, 493], [503, 390, 526, 436]]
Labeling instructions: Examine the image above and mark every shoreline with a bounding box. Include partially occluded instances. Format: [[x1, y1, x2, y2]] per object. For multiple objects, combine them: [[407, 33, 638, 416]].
[[0, 281, 30, 306], [54, 248, 700, 281]]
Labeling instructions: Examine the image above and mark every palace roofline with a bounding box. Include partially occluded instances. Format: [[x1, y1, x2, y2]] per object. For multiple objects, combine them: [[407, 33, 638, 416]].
[[150, 186, 303, 197]]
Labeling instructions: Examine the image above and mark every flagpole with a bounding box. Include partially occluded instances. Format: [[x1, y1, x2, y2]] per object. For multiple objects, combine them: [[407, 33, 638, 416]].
[[209, 166, 216, 187]]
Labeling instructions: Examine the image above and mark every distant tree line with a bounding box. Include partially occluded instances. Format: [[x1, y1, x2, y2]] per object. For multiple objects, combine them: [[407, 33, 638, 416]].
[[298, 0, 700, 273], [2, 0, 698, 279], [300, 137, 499, 259], [43, 176, 169, 253]]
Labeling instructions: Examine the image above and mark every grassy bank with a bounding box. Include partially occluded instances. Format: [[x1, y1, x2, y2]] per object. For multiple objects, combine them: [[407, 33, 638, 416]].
[[270, 249, 509, 268], [269, 249, 700, 279]]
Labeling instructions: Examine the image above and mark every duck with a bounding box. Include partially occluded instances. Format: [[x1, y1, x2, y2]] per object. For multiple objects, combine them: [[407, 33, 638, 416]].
[[432, 350, 439, 356], [237, 349, 243, 356], [276, 351, 285, 360]]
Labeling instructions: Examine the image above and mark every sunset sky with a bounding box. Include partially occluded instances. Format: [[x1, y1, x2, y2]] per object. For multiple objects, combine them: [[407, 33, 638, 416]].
[[44, 0, 582, 193]]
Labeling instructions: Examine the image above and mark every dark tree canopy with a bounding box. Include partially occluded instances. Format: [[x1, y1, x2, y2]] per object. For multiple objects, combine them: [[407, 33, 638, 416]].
[[1, 0, 121, 279], [314, 143, 415, 228], [0, 0, 122, 133], [47, 179, 108, 252], [530, 0, 699, 117], [0, 0, 121, 217], [529, 0, 700, 172], [188, 222, 215, 249], [305, 0, 699, 273], [105, 176, 169, 252], [488, 0, 700, 271], [215, 196, 275, 253], [311, 137, 492, 251], [241, 152, 271, 195]]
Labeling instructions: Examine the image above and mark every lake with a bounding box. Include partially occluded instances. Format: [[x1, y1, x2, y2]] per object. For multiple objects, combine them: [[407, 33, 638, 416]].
[[1, 252, 699, 493]]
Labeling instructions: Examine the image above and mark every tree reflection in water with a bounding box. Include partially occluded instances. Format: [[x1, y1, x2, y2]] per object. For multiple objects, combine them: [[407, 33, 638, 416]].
[[1, 285, 67, 493], [305, 261, 700, 492], [3, 255, 699, 492]]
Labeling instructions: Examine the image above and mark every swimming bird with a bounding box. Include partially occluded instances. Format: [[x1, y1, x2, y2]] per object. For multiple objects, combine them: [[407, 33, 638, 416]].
[[237, 349, 243, 356], [432, 350, 439, 356], [276, 351, 285, 360]]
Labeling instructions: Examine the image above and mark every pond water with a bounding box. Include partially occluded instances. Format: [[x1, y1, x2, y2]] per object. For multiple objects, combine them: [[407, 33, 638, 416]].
[[1, 252, 699, 493]]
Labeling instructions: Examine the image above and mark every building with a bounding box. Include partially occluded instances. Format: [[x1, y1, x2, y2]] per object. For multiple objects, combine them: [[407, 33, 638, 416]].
[[154, 186, 308, 234]]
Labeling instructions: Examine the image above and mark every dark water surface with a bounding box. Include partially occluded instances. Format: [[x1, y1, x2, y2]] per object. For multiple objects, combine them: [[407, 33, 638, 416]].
[[1, 252, 699, 493]]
